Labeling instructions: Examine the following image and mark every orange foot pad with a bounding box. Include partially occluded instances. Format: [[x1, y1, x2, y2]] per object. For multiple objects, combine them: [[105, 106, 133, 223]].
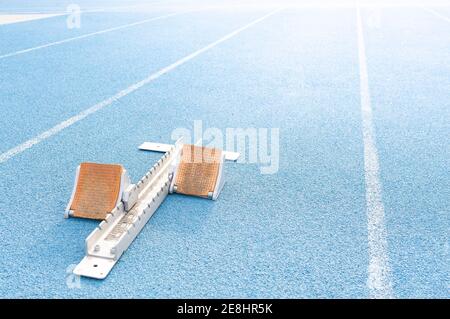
[[68, 162, 124, 220], [174, 144, 222, 198]]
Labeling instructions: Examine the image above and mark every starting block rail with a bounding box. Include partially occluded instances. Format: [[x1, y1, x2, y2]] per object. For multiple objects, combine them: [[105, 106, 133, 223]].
[[139, 141, 240, 161]]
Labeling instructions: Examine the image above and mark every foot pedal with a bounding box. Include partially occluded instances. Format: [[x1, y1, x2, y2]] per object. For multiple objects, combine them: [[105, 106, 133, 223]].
[[171, 144, 225, 200], [65, 162, 130, 220]]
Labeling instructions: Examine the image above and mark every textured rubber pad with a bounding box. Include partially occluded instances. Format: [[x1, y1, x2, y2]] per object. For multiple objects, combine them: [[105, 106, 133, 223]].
[[70, 162, 123, 220], [174, 145, 222, 198]]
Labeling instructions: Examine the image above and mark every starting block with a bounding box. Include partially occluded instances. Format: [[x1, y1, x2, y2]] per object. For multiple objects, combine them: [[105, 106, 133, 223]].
[[67, 139, 239, 279]]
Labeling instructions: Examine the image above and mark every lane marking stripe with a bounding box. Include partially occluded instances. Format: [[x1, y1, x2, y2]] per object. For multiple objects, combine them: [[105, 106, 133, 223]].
[[0, 7, 284, 164], [356, 6, 394, 299], [0, 11, 186, 60], [423, 7, 450, 23], [0, 13, 64, 26]]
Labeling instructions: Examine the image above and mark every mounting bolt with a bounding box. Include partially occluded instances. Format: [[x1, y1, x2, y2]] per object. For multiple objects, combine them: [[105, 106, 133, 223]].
[[110, 247, 116, 255], [94, 245, 100, 252]]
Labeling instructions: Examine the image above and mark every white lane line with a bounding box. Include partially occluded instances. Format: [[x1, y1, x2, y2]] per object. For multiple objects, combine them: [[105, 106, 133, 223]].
[[356, 6, 394, 299], [0, 11, 186, 60], [423, 7, 450, 23], [0, 13, 64, 25], [0, 7, 284, 164]]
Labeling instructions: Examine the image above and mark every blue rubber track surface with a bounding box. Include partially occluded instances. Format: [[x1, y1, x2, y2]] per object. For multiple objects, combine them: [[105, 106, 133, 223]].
[[0, 1, 448, 298]]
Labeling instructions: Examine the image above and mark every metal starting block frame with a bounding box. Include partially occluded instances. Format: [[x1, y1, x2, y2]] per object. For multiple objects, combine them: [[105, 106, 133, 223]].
[[70, 139, 239, 279]]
